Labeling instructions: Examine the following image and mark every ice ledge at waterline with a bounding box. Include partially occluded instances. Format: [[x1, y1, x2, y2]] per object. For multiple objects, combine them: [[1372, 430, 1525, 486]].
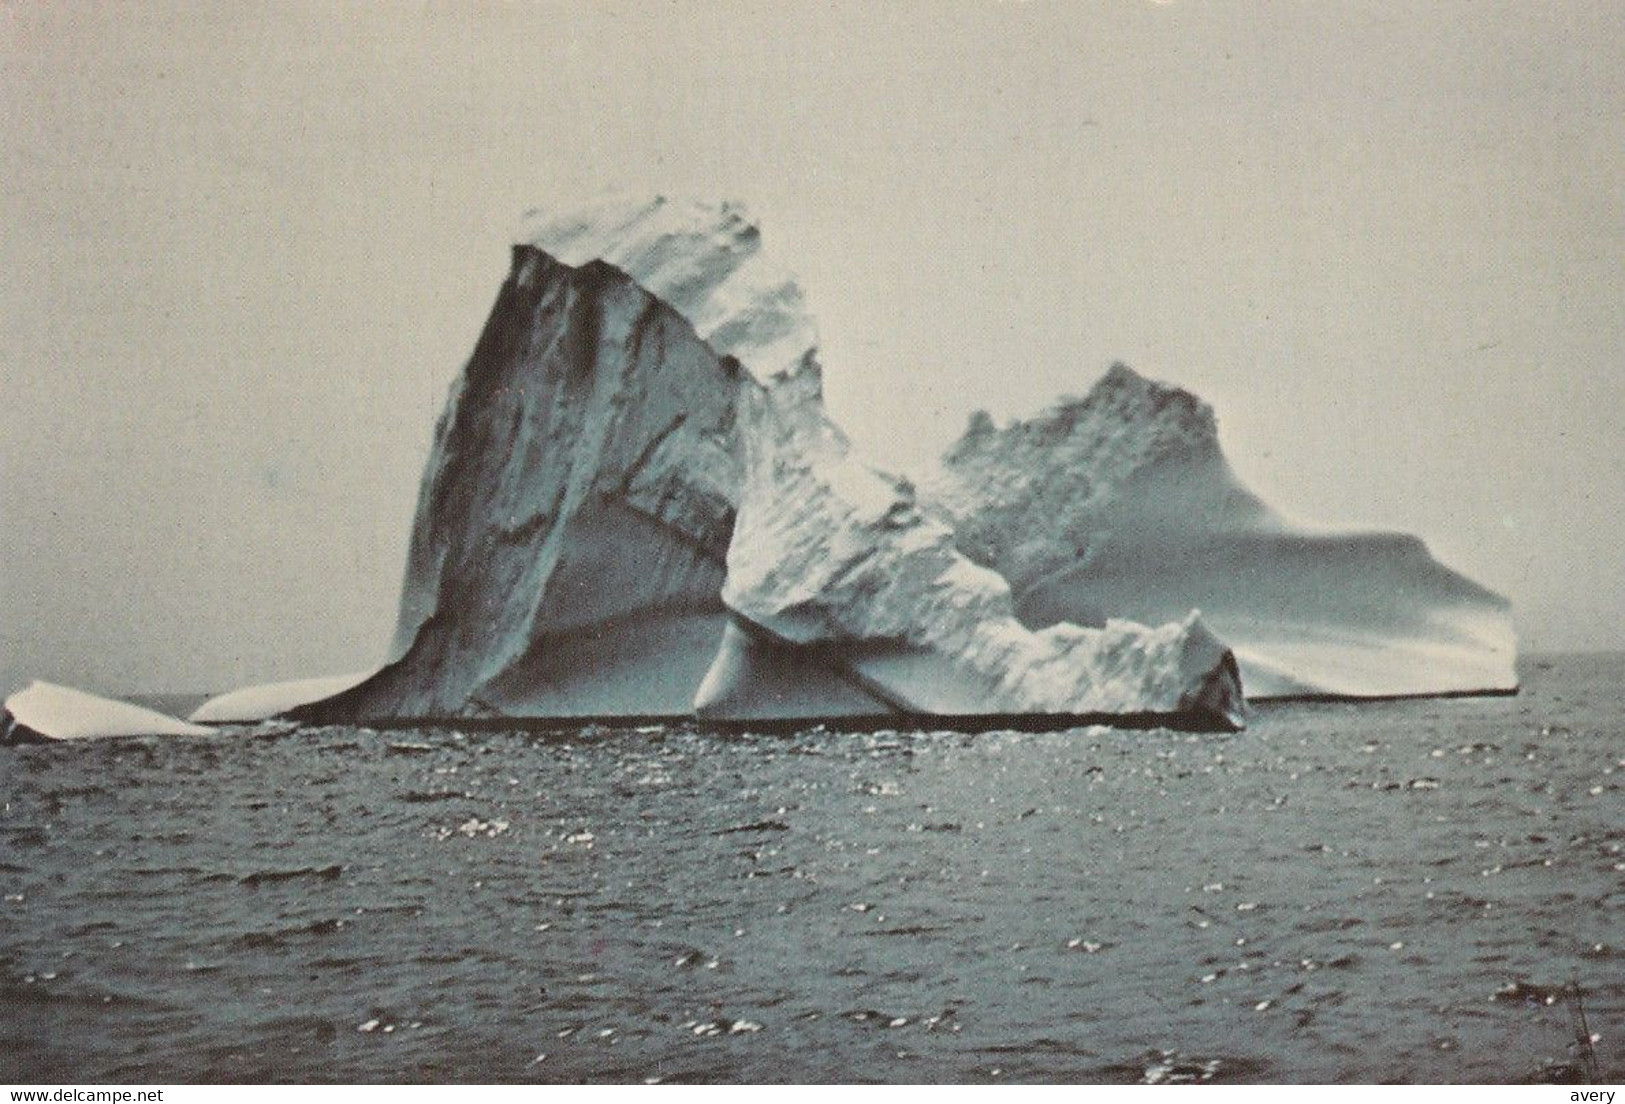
[[189, 672, 375, 724], [288, 197, 1244, 731], [268, 195, 1512, 730]]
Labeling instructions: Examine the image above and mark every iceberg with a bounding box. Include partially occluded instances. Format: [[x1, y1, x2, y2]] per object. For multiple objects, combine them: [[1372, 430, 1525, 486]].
[[189, 671, 376, 723], [2, 680, 215, 743], [919, 364, 1518, 699], [302, 197, 1242, 729]]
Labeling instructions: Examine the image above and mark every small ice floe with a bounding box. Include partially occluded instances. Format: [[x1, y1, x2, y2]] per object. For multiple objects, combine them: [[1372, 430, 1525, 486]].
[[565, 830, 595, 844], [3, 680, 214, 742]]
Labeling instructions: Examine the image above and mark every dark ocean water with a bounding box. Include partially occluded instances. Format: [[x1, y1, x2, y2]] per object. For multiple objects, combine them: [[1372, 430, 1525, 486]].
[[2, 654, 1620, 1084]]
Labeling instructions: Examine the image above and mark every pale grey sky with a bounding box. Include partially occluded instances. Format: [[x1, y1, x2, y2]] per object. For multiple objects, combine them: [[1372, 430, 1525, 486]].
[[2, 1, 1621, 694]]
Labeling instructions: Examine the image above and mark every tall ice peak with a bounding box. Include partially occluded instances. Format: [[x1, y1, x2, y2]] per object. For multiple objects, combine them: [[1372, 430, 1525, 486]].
[[949, 362, 1220, 467], [517, 195, 817, 383]]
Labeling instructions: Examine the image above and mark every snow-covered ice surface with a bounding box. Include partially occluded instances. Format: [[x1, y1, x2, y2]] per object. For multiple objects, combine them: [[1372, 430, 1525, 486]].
[[189, 672, 375, 723], [920, 364, 1518, 699], [2, 680, 214, 742], [305, 198, 1239, 728], [518, 196, 816, 382]]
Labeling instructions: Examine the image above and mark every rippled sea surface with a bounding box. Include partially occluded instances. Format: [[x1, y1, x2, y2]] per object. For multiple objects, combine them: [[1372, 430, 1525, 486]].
[[2, 654, 1621, 1084]]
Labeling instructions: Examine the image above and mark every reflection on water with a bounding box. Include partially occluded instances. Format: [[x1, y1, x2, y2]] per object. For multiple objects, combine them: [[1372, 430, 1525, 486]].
[[2, 655, 1620, 1083]]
